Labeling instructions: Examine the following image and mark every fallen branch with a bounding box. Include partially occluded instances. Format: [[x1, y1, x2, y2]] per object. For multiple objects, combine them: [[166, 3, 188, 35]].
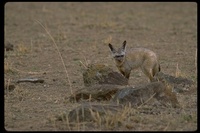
[[16, 78, 44, 83]]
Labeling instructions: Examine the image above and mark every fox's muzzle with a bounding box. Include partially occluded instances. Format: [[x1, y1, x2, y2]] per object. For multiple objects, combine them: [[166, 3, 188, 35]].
[[114, 55, 124, 58], [114, 55, 125, 62]]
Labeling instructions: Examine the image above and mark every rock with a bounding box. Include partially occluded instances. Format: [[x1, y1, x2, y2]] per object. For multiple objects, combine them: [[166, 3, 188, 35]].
[[112, 81, 180, 108], [82, 64, 128, 87], [69, 84, 124, 102], [67, 103, 122, 122], [68, 64, 190, 109], [154, 71, 195, 93]]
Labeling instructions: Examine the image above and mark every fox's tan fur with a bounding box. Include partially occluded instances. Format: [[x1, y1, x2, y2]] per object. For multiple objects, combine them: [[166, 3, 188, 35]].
[[108, 40, 160, 82]]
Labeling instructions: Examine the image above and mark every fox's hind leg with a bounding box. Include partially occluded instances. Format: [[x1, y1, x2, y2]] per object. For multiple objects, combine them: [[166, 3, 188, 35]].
[[142, 68, 154, 82], [152, 64, 160, 77], [141, 63, 154, 82]]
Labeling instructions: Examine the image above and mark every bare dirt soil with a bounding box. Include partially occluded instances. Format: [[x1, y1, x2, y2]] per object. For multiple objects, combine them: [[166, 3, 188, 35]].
[[4, 2, 197, 131]]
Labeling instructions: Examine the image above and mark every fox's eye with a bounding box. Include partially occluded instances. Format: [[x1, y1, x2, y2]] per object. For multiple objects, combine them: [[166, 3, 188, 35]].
[[115, 55, 124, 58]]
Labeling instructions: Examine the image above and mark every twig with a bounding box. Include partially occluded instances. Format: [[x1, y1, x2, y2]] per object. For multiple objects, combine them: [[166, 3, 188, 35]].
[[16, 78, 44, 83], [35, 19, 73, 94], [163, 122, 170, 131], [137, 93, 156, 109], [79, 60, 87, 69]]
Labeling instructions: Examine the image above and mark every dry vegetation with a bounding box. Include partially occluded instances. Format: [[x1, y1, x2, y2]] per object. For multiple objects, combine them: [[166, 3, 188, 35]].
[[4, 2, 197, 131]]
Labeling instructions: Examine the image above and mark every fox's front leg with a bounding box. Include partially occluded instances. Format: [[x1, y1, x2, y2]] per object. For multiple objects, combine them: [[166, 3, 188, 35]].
[[124, 72, 130, 79], [119, 69, 131, 86], [119, 69, 131, 79]]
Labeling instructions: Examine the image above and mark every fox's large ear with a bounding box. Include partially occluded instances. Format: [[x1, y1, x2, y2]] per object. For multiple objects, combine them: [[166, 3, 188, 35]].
[[108, 43, 114, 52], [122, 40, 127, 51]]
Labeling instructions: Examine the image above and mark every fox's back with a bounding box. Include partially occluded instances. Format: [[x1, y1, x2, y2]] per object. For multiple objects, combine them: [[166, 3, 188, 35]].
[[124, 48, 158, 68]]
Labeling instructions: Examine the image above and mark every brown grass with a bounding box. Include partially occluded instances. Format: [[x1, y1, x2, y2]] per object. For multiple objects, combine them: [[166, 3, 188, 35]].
[[16, 42, 29, 54]]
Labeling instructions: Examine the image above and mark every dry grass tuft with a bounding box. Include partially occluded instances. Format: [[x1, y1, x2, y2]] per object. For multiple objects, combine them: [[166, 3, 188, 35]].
[[175, 63, 187, 78], [4, 59, 14, 73], [16, 42, 29, 54], [175, 63, 181, 78], [103, 35, 112, 45], [103, 104, 133, 130]]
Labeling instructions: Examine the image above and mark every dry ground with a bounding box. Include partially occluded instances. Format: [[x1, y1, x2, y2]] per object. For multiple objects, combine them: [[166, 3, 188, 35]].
[[4, 2, 197, 131]]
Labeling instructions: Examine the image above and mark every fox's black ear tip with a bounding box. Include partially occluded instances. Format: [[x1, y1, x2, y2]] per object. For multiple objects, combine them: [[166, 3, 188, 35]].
[[123, 40, 126, 45]]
